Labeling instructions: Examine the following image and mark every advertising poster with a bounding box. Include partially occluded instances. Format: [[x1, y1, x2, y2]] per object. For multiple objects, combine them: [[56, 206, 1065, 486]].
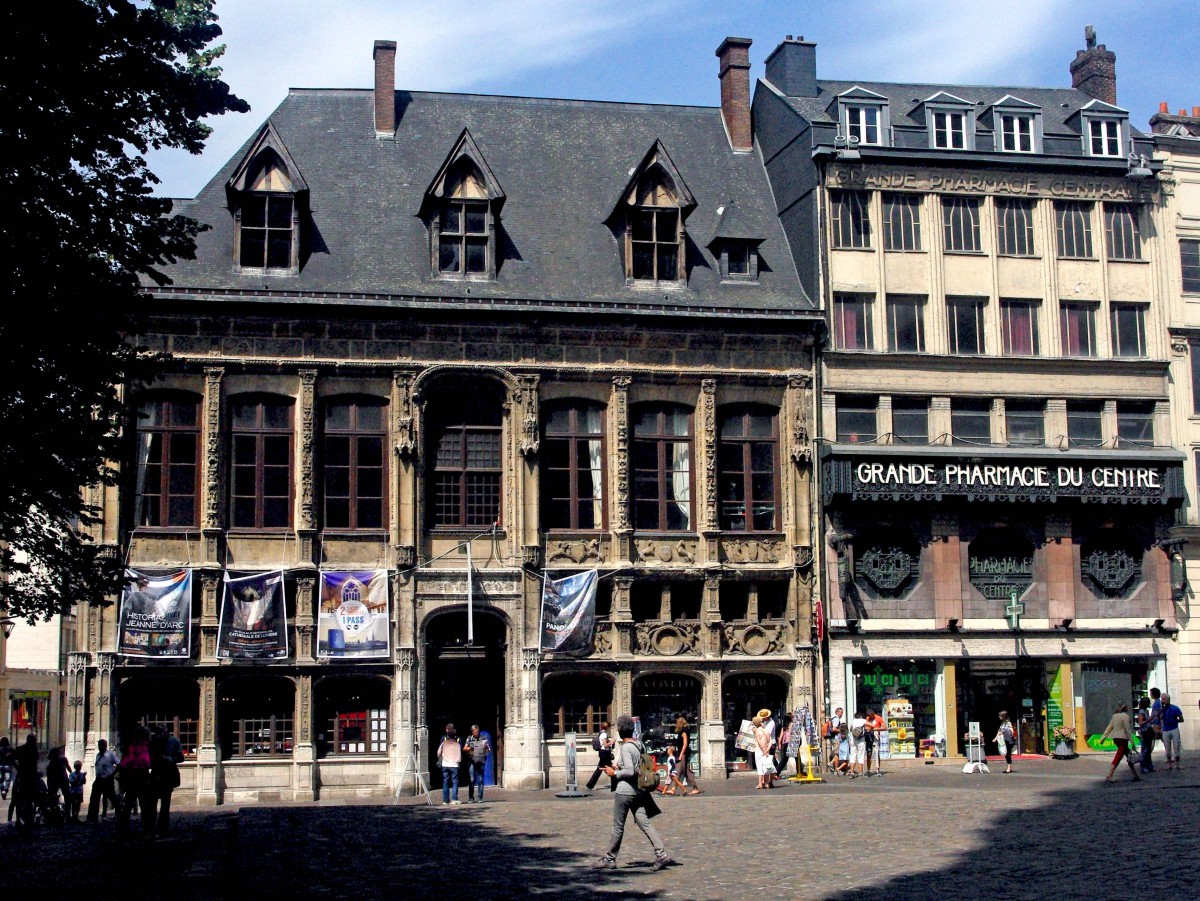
[[119, 568, 192, 658], [218, 570, 288, 660], [735, 719, 757, 753], [317, 570, 390, 659], [539, 570, 598, 653], [1047, 667, 1065, 737]]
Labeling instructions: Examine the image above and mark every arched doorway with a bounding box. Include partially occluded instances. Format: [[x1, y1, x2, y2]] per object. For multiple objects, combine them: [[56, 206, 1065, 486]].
[[632, 673, 703, 776], [425, 609, 507, 783]]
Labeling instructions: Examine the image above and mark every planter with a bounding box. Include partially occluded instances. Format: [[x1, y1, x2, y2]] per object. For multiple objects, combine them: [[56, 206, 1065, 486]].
[[1052, 740, 1078, 760]]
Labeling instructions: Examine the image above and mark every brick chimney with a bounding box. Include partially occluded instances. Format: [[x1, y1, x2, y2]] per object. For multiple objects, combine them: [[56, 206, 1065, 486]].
[[373, 40, 397, 136], [716, 37, 753, 152], [764, 35, 818, 98], [1070, 25, 1116, 105], [1149, 100, 1200, 137]]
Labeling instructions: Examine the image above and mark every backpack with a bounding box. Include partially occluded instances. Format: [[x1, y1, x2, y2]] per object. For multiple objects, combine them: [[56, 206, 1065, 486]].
[[634, 742, 659, 791], [851, 725, 864, 739], [592, 734, 603, 752]]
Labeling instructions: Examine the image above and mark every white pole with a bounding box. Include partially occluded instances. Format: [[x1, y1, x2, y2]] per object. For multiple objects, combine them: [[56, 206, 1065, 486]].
[[466, 538, 474, 645]]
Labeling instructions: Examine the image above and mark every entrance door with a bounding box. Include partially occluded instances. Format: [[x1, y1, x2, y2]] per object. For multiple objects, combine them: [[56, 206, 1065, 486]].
[[958, 659, 1047, 756], [425, 610, 506, 782]]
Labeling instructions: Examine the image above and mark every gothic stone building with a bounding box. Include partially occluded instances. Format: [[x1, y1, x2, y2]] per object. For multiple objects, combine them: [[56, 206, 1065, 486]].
[[65, 38, 821, 801]]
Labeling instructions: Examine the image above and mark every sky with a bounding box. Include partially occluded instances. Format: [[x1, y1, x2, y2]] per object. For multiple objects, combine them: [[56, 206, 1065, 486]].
[[149, 0, 1200, 198]]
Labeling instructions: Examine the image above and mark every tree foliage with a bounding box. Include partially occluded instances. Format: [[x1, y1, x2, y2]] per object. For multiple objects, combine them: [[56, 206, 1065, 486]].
[[0, 1, 247, 620]]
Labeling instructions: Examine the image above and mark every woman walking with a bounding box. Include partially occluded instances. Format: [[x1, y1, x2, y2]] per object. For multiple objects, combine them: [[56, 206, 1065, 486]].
[[673, 716, 702, 795], [994, 711, 1016, 774], [1101, 703, 1141, 783], [752, 716, 773, 789]]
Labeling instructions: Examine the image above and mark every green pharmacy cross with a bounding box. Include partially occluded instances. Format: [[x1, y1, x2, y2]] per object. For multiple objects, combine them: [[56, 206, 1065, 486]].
[[1005, 589, 1025, 630]]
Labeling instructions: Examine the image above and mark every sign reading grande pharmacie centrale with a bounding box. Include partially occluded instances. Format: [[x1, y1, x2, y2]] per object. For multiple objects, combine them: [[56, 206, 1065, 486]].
[[822, 454, 1184, 504]]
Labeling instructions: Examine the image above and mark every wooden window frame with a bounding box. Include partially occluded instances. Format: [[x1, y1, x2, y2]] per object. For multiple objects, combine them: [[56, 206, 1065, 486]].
[[717, 406, 779, 533], [1005, 401, 1046, 447], [1055, 201, 1095, 259], [1104, 203, 1142, 261], [931, 110, 968, 149], [135, 393, 201, 529], [835, 395, 878, 444], [1181, 239, 1200, 293], [882, 193, 922, 251], [632, 405, 694, 532], [429, 395, 503, 529], [951, 399, 992, 445], [436, 198, 492, 278], [844, 104, 883, 146], [1087, 117, 1123, 157], [1109, 303, 1148, 358], [1059, 302, 1098, 358], [886, 294, 926, 352], [830, 190, 871, 250], [236, 191, 298, 272], [947, 296, 985, 355], [542, 402, 607, 531], [229, 396, 294, 530], [1000, 299, 1040, 356], [322, 397, 388, 531], [833, 293, 874, 350], [999, 113, 1035, 152]]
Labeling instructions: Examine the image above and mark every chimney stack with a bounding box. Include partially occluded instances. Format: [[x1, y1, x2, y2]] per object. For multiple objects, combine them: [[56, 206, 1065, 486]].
[[373, 40, 397, 136], [764, 35, 818, 98], [716, 37, 753, 152], [1069, 25, 1116, 105]]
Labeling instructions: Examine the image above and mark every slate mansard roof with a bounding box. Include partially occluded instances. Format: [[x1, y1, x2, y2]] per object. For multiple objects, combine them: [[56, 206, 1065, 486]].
[[157, 88, 816, 317]]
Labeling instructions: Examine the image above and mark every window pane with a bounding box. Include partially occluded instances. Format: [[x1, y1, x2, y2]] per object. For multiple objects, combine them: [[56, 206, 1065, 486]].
[[240, 230, 265, 268], [1006, 403, 1045, 446], [464, 205, 487, 235], [1059, 303, 1097, 357], [1000, 300, 1040, 356], [439, 239, 461, 273], [891, 399, 928, 444], [325, 404, 352, 431], [325, 498, 350, 529], [1110, 304, 1147, 358], [657, 244, 678, 281], [267, 196, 293, 229], [242, 196, 267, 228], [947, 298, 984, 354], [1055, 202, 1094, 258], [836, 397, 876, 444], [1117, 403, 1154, 447], [632, 210, 654, 242], [952, 401, 991, 444], [262, 403, 291, 430], [833, 294, 873, 350], [1182, 240, 1200, 293], [728, 243, 750, 274], [632, 244, 654, 279], [266, 233, 291, 268], [465, 238, 487, 273], [1067, 403, 1103, 446], [887, 295, 925, 352], [441, 205, 462, 234]]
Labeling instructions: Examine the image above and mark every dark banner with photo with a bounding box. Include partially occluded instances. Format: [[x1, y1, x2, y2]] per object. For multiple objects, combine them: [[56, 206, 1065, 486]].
[[218, 571, 288, 660], [317, 570, 390, 659], [539, 570, 598, 654], [119, 569, 192, 659]]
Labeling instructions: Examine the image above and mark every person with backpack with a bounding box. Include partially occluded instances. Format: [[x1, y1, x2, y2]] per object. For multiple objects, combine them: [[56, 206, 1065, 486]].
[[824, 707, 844, 773], [593, 715, 673, 871], [994, 711, 1016, 774], [848, 711, 868, 778], [585, 720, 614, 792], [463, 724, 491, 803]]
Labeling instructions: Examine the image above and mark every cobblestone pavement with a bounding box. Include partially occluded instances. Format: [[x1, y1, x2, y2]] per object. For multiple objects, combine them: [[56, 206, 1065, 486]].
[[3, 754, 1197, 899]]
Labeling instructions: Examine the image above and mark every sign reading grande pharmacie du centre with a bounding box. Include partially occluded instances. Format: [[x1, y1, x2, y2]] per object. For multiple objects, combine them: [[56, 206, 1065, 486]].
[[821, 447, 1185, 505]]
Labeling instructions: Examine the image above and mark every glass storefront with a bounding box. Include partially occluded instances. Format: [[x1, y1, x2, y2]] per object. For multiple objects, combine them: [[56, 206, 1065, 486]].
[[1079, 659, 1154, 752], [633, 674, 702, 775], [850, 660, 940, 758]]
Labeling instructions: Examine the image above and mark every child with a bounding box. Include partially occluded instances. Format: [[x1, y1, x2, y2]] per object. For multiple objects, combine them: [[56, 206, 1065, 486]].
[[835, 725, 851, 776], [658, 745, 678, 794], [67, 760, 86, 821]]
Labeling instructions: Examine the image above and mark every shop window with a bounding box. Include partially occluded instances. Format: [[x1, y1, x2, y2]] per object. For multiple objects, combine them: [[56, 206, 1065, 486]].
[[634, 674, 702, 770], [722, 673, 786, 766], [1104, 204, 1141, 261], [630, 582, 664, 622], [1005, 401, 1045, 446], [833, 293, 874, 350], [1109, 304, 1147, 358], [139, 715, 199, 759], [719, 582, 750, 620], [1055, 201, 1094, 258], [887, 294, 926, 352], [996, 199, 1036, 256], [229, 395, 294, 529], [942, 197, 982, 253], [670, 582, 703, 621], [1082, 663, 1150, 749], [322, 397, 386, 530], [119, 677, 200, 757], [717, 406, 778, 532], [315, 677, 391, 756], [951, 399, 991, 445], [218, 677, 294, 759], [1000, 299, 1040, 356], [427, 382, 503, 528], [1116, 401, 1154, 448], [1059, 302, 1097, 357], [1181, 239, 1200, 293], [891, 397, 929, 444], [947, 297, 985, 355], [632, 404, 692, 531], [542, 402, 605, 530], [543, 674, 613, 739], [8, 691, 49, 747], [830, 191, 871, 249], [852, 660, 938, 758], [1066, 401, 1104, 447], [836, 395, 877, 444], [882, 193, 922, 251], [135, 392, 201, 529]]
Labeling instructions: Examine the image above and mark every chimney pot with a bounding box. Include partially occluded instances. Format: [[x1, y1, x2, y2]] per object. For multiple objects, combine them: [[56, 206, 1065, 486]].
[[716, 37, 754, 152], [1159, 101, 1169, 113], [1181, 109, 1188, 116], [373, 39, 397, 136], [1193, 106, 1200, 117]]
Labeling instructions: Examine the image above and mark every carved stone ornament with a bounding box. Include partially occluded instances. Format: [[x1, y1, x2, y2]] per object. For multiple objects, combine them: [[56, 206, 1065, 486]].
[[393, 369, 418, 460], [793, 545, 814, 571], [1081, 547, 1142, 596], [546, 538, 603, 565], [722, 621, 785, 656], [522, 544, 541, 568], [721, 537, 782, 564], [1171, 338, 1190, 358], [593, 623, 613, 657], [396, 545, 416, 568], [516, 374, 540, 457], [634, 621, 700, 656], [635, 539, 697, 565], [612, 376, 631, 531], [522, 648, 540, 671], [857, 546, 919, 595], [398, 647, 416, 670]]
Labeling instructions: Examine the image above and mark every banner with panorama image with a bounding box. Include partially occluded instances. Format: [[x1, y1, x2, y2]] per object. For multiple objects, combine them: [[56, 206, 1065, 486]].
[[218, 570, 289, 660], [119, 569, 192, 659], [317, 570, 390, 659]]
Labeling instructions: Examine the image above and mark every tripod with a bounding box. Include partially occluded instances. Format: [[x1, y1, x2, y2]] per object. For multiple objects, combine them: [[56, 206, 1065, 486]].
[[395, 742, 433, 806]]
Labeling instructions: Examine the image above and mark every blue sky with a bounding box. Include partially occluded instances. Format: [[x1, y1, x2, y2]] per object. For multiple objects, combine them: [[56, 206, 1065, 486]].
[[150, 0, 1200, 198]]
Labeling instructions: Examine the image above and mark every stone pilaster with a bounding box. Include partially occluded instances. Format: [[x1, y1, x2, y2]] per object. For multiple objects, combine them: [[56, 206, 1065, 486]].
[[195, 673, 221, 805]]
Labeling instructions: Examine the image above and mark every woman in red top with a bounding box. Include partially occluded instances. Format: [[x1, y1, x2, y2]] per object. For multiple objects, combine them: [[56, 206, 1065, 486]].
[[117, 725, 153, 836]]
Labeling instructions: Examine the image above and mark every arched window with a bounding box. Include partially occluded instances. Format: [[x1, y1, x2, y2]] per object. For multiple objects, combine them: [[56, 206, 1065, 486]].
[[633, 404, 692, 531], [134, 392, 201, 528], [427, 382, 503, 528], [322, 396, 387, 530], [542, 401, 605, 530], [717, 406, 779, 532], [229, 394, 294, 529], [628, 168, 684, 283]]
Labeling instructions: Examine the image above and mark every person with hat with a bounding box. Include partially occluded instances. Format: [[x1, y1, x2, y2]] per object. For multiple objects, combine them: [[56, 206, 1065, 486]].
[[758, 708, 778, 785]]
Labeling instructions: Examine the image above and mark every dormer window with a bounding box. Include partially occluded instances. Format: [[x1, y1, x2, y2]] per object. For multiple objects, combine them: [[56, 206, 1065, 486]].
[[227, 123, 308, 274], [988, 96, 1044, 155], [240, 179, 296, 269], [846, 105, 881, 145], [999, 114, 1035, 152], [1088, 118, 1122, 157], [932, 111, 967, 149], [630, 170, 682, 282], [920, 93, 975, 151], [708, 199, 762, 283], [437, 161, 490, 276]]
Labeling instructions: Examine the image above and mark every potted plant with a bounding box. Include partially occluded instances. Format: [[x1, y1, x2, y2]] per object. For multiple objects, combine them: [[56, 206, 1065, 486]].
[[1051, 725, 1078, 759]]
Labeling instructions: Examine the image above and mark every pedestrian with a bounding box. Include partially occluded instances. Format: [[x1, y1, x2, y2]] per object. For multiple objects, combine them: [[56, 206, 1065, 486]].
[[994, 711, 1015, 774], [436, 722, 462, 805], [0, 737, 13, 801], [585, 720, 614, 792], [659, 745, 679, 794], [825, 707, 844, 773], [835, 724, 851, 776], [776, 714, 795, 778], [1159, 693, 1184, 770], [464, 724, 491, 803], [753, 715, 773, 789], [848, 711, 868, 778], [1101, 703, 1141, 783], [12, 734, 39, 830], [592, 714, 673, 871], [87, 738, 120, 823], [672, 715, 702, 795], [46, 745, 71, 813], [757, 708, 779, 785], [1135, 697, 1156, 773], [66, 759, 86, 822], [149, 723, 184, 835], [864, 708, 886, 775], [116, 725, 154, 837]]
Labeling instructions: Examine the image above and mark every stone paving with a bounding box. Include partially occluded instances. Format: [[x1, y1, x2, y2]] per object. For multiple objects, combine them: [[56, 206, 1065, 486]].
[[2, 753, 1197, 899]]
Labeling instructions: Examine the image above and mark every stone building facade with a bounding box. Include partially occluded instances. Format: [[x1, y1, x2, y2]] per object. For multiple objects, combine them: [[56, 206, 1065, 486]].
[[64, 38, 822, 802]]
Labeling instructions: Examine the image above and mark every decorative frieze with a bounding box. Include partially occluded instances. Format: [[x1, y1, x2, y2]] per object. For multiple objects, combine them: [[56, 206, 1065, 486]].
[[721, 621, 788, 656], [635, 538, 697, 565], [612, 376, 631, 532], [202, 367, 224, 529], [701, 379, 717, 530], [720, 537, 783, 564], [545, 537, 604, 565], [298, 369, 317, 529], [634, 621, 701, 656]]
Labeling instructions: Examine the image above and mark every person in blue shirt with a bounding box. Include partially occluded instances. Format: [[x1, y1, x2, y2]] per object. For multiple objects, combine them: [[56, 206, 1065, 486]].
[[1160, 693, 1184, 770], [835, 725, 851, 776]]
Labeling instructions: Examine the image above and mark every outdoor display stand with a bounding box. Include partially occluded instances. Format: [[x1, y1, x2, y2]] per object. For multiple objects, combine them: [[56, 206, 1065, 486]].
[[961, 721, 990, 775], [788, 743, 825, 784], [556, 732, 589, 798]]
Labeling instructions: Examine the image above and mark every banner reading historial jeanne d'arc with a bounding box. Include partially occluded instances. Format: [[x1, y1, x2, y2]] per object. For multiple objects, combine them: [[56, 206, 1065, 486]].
[[218, 570, 288, 660], [119, 568, 192, 658], [317, 570, 390, 659]]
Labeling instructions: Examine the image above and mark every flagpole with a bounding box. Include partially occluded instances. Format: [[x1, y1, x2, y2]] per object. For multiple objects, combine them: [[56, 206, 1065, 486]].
[[466, 537, 474, 646]]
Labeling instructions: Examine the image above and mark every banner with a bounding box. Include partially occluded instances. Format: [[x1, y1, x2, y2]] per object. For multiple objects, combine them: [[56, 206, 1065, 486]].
[[218, 571, 288, 660], [317, 570, 390, 659], [539, 570, 598, 653], [119, 569, 192, 658]]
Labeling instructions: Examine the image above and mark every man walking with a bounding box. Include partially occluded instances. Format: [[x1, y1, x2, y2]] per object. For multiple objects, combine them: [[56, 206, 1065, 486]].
[[464, 725, 492, 803], [585, 720, 614, 791], [593, 715, 673, 871], [1160, 694, 1184, 770], [849, 711, 868, 778], [436, 723, 462, 805]]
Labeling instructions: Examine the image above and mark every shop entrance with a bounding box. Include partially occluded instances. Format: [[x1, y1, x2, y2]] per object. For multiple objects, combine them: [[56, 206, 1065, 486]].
[[633, 674, 703, 776], [957, 659, 1049, 756], [722, 673, 787, 768], [425, 610, 506, 783]]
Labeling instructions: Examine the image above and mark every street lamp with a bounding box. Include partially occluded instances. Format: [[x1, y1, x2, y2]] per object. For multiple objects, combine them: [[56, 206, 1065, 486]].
[[0, 617, 14, 640]]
